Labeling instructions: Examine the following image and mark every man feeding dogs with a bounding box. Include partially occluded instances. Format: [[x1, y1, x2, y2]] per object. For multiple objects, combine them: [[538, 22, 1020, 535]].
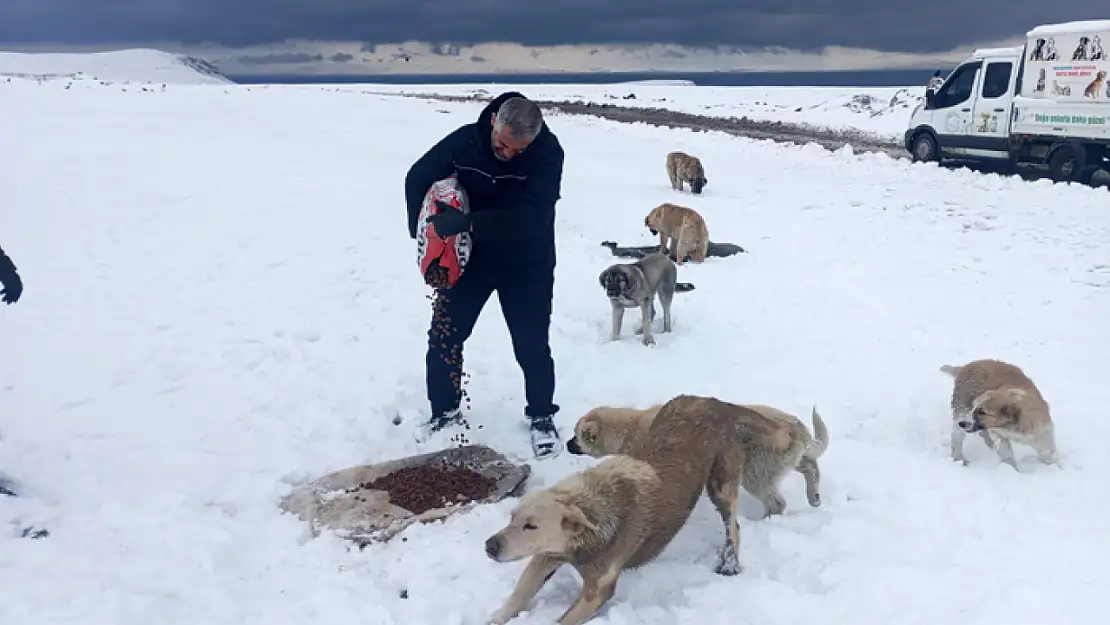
[[405, 92, 566, 460]]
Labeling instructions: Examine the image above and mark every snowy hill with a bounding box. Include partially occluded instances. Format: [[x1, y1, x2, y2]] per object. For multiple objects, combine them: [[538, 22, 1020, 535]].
[[0, 48, 231, 85]]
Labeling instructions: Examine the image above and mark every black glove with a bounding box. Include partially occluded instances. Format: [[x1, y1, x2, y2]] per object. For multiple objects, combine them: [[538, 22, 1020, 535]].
[[1, 276, 21, 304], [427, 200, 471, 237]]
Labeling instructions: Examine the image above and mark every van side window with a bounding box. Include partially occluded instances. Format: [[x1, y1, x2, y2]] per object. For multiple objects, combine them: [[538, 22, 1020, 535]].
[[982, 62, 1013, 98], [934, 62, 981, 108]]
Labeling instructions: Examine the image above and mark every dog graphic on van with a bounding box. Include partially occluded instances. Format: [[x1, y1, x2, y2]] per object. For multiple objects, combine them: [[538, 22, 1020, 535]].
[[1030, 37, 1059, 61], [1093, 36, 1105, 61], [1030, 38, 1046, 60], [1084, 70, 1106, 98], [1073, 36, 1092, 61]]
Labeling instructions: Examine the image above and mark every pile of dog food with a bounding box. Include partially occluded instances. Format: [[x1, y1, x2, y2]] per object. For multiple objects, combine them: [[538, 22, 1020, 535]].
[[357, 464, 498, 515], [423, 261, 452, 290]]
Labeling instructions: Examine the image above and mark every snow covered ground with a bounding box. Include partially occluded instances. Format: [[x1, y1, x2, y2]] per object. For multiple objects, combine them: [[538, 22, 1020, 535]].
[[364, 82, 924, 141], [3, 74, 1109, 625]]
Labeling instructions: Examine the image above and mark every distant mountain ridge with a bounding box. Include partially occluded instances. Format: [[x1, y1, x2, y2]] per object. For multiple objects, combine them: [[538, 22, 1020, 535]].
[[0, 49, 231, 85]]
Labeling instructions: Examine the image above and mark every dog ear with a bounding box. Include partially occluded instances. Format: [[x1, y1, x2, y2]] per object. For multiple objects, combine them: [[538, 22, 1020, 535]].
[[560, 503, 597, 535], [999, 403, 1022, 422]]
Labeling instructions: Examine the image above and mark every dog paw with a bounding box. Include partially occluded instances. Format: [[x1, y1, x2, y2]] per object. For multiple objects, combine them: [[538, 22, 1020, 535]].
[[641, 336, 656, 346], [488, 610, 511, 625], [713, 561, 743, 576]]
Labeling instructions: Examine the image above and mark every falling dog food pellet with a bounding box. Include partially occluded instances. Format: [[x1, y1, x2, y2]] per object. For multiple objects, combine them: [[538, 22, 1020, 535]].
[[420, 279, 475, 447], [423, 261, 451, 290]]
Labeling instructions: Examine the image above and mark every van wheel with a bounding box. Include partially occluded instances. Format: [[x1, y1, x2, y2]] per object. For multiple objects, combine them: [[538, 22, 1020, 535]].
[[1048, 146, 1080, 182], [911, 132, 938, 162]]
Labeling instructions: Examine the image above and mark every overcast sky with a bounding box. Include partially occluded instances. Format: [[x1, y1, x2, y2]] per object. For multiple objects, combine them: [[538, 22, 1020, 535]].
[[0, 1, 1102, 73]]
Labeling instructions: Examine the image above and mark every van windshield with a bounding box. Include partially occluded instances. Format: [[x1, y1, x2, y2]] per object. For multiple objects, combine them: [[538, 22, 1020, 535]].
[[934, 63, 980, 108]]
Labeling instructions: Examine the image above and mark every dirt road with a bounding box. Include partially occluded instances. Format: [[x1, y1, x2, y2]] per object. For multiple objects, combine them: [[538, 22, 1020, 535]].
[[378, 90, 911, 160]]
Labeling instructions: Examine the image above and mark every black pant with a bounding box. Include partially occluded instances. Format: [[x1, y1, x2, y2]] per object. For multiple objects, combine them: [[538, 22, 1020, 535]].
[[426, 267, 558, 420]]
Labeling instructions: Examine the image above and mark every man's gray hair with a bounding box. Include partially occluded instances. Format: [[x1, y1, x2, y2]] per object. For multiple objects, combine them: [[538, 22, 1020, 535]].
[[494, 97, 544, 141]]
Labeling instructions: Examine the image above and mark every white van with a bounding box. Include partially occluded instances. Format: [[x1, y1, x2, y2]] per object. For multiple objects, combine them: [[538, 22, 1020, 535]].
[[905, 20, 1110, 184]]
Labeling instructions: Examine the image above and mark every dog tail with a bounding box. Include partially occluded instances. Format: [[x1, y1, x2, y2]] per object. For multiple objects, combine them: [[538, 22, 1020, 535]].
[[679, 220, 709, 262], [939, 364, 962, 378], [695, 237, 709, 262], [804, 405, 829, 460]]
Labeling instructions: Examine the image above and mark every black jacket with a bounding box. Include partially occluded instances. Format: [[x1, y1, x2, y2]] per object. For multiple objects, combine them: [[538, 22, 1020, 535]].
[[0, 245, 18, 289], [404, 91, 564, 275]]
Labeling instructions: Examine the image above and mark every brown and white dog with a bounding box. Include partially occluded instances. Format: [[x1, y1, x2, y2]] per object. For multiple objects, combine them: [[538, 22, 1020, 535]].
[[567, 399, 829, 517], [1084, 70, 1107, 98], [940, 359, 1058, 468]]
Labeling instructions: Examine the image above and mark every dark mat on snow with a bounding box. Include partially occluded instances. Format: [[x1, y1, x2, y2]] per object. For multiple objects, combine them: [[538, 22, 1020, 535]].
[[0, 475, 17, 497], [600, 240, 746, 261], [599, 240, 747, 293]]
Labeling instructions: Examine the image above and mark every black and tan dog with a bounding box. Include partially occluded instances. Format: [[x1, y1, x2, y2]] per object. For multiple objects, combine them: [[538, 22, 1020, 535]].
[[666, 151, 708, 194], [598, 252, 677, 346]]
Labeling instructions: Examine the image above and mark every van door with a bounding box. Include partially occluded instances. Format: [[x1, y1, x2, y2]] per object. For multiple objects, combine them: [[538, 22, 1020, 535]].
[[925, 61, 981, 155], [967, 59, 1016, 159]]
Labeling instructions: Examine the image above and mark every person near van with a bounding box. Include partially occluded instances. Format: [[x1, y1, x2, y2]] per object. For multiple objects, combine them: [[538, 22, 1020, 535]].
[[1, 243, 23, 499], [404, 92, 565, 460], [0, 244, 22, 305]]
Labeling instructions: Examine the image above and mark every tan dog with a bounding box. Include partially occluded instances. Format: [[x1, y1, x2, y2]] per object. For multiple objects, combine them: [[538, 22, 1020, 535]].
[[940, 359, 1058, 468], [486, 394, 749, 625], [1084, 70, 1106, 98], [484, 456, 665, 625], [644, 202, 709, 265], [567, 400, 829, 516], [666, 151, 707, 194]]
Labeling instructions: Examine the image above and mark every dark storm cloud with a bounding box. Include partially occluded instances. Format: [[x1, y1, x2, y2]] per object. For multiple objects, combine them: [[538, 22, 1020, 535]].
[[0, 0, 1105, 54], [237, 52, 324, 65]]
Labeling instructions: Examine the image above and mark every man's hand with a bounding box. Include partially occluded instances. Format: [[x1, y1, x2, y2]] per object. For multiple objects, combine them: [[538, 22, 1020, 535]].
[[427, 200, 471, 237]]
